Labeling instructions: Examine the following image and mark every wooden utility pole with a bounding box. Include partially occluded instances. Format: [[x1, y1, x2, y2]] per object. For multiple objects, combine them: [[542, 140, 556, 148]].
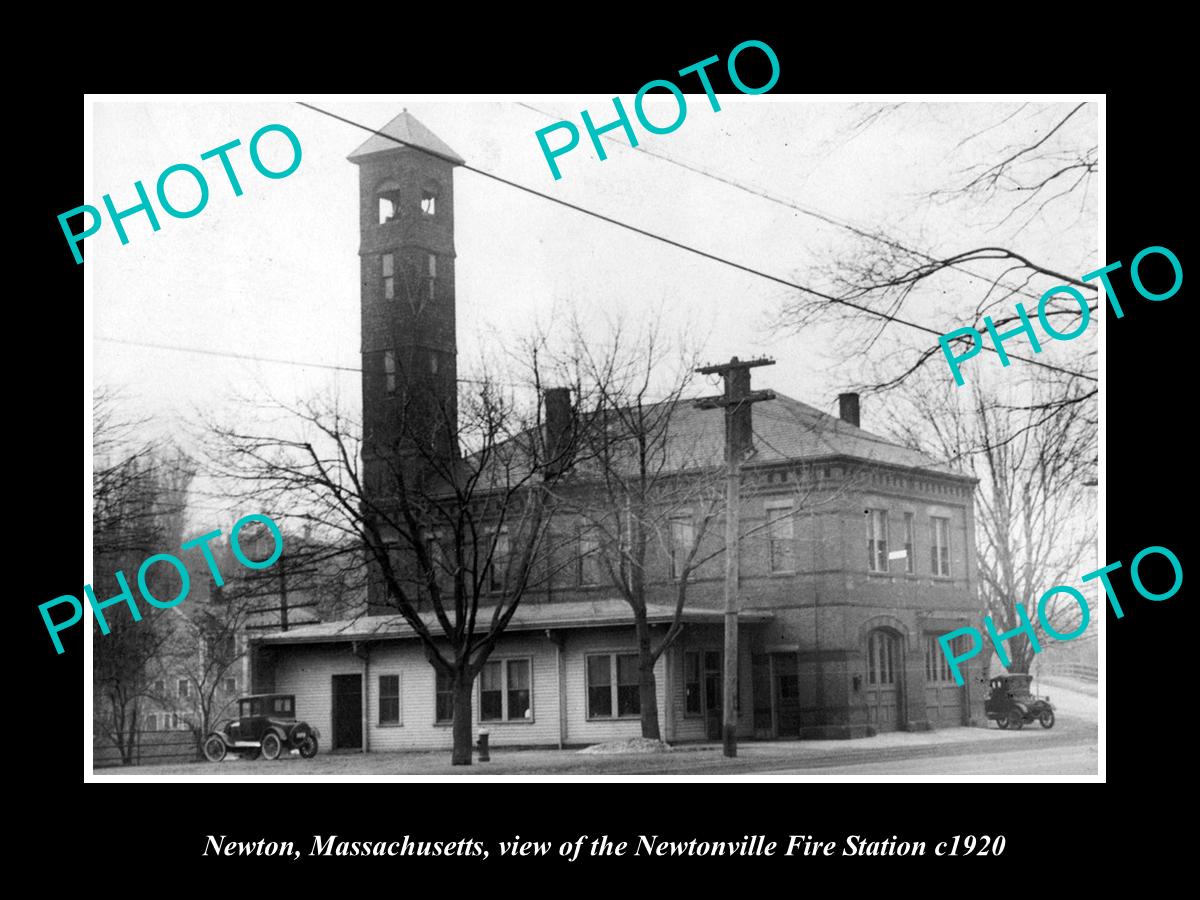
[[695, 356, 775, 758]]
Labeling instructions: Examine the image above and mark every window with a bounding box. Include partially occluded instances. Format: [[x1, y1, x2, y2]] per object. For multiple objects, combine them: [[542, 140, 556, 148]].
[[925, 634, 965, 683], [421, 190, 436, 215], [223, 677, 236, 693], [271, 696, 294, 715], [767, 503, 795, 573], [382, 252, 395, 300], [578, 526, 603, 586], [154, 680, 165, 695], [427, 253, 437, 302], [668, 515, 694, 580], [479, 658, 532, 722], [586, 653, 640, 718], [207, 633, 235, 662], [384, 350, 396, 395], [435, 669, 454, 723], [487, 531, 510, 593], [177, 679, 189, 699], [867, 631, 896, 685], [145, 713, 158, 732], [377, 181, 401, 224], [866, 509, 889, 572], [429, 351, 438, 375], [903, 512, 915, 574], [931, 516, 951, 576], [683, 650, 723, 717], [379, 674, 401, 725], [171, 713, 182, 730]]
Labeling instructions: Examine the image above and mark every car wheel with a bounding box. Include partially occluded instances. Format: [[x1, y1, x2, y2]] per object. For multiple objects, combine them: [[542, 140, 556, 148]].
[[299, 734, 319, 759], [996, 715, 1009, 730], [1039, 709, 1055, 729], [261, 732, 283, 761], [1005, 710, 1024, 731], [203, 736, 227, 763]]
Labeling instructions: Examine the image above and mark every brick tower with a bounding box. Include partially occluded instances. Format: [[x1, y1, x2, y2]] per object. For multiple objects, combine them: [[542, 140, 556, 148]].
[[349, 111, 464, 499]]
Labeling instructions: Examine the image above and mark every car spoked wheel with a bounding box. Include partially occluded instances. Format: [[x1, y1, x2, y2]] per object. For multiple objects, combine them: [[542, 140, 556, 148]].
[[1005, 710, 1025, 731], [1039, 709, 1055, 729], [298, 735, 319, 759], [203, 736, 227, 763], [261, 732, 283, 761]]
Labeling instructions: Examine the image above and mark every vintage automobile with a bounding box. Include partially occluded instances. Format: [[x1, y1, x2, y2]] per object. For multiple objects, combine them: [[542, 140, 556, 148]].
[[984, 674, 1055, 730], [202, 694, 320, 762]]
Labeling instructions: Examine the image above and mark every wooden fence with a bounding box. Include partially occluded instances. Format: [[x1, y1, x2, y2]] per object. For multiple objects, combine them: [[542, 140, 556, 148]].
[[94, 730, 200, 768], [1036, 660, 1098, 683]]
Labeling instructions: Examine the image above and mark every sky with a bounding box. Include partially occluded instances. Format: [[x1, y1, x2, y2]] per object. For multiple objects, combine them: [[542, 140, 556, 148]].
[[89, 97, 1098, 529]]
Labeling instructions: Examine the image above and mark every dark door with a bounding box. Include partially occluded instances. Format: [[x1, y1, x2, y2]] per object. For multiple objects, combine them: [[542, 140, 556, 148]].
[[332, 675, 362, 750], [703, 651, 722, 740], [752, 654, 773, 738], [772, 653, 801, 737], [865, 630, 901, 731]]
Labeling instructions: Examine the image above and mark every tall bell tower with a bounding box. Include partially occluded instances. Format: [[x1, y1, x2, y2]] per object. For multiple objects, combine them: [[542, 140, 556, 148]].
[[349, 110, 464, 498]]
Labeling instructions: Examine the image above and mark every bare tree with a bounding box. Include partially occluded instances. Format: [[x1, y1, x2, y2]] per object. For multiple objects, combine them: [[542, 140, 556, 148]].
[[207, 375, 572, 765], [537, 319, 850, 741], [92, 389, 195, 764], [882, 371, 1096, 673], [777, 102, 1098, 401]]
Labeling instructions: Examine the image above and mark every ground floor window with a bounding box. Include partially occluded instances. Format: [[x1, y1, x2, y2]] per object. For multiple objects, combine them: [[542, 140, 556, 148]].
[[379, 673, 401, 725], [480, 658, 532, 722], [435, 669, 454, 724], [587, 653, 640, 718]]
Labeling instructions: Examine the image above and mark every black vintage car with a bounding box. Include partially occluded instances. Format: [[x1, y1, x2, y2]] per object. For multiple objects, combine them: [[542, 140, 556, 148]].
[[984, 674, 1055, 730], [203, 694, 320, 762]]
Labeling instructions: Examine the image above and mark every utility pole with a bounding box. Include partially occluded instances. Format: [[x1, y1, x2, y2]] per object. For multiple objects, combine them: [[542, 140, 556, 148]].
[[695, 356, 775, 758]]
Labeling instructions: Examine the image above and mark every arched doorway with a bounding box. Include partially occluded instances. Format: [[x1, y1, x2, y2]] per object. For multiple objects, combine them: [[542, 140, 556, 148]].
[[865, 629, 902, 731]]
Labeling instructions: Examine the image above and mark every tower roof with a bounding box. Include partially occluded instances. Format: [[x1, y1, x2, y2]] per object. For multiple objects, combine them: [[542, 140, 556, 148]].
[[347, 110, 466, 166]]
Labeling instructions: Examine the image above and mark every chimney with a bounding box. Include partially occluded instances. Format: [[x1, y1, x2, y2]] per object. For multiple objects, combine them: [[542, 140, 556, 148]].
[[543, 387, 574, 475], [838, 392, 860, 428]]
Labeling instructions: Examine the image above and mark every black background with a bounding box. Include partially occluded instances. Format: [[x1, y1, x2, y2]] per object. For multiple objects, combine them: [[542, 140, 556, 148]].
[[21, 21, 1188, 882]]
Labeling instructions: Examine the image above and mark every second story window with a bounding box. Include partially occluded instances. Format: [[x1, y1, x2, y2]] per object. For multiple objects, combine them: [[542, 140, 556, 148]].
[[668, 515, 694, 580], [382, 253, 395, 300], [578, 526, 603, 586], [866, 509, 889, 573], [487, 531, 510, 593], [766, 502, 795, 573], [177, 679, 189, 699], [384, 350, 396, 395], [903, 512, 915, 574], [426, 253, 437, 302], [931, 516, 951, 576]]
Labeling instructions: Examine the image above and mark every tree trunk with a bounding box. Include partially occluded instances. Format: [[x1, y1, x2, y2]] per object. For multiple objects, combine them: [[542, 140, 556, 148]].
[[634, 611, 661, 741], [451, 672, 474, 766]]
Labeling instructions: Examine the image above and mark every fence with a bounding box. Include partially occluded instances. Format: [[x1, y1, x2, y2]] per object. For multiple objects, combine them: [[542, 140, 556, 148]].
[[94, 729, 201, 768], [1036, 660, 1098, 683]]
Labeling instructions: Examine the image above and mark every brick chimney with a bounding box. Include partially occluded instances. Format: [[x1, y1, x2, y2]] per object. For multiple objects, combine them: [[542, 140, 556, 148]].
[[543, 387, 574, 475], [838, 392, 860, 428]]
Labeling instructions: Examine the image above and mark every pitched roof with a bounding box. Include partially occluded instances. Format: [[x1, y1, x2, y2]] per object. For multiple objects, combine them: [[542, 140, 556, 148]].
[[347, 110, 465, 166], [252, 599, 771, 645], [664, 391, 969, 478]]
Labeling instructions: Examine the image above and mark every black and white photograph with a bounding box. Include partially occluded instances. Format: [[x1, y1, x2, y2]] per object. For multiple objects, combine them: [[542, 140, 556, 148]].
[[83, 94, 1100, 779]]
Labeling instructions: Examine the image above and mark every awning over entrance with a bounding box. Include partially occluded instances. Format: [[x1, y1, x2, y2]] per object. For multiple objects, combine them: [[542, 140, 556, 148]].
[[252, 599, 773, 646]]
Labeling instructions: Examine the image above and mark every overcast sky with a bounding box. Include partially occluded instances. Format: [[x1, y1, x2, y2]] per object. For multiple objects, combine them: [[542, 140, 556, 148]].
[[90, 97, 1097, 528]]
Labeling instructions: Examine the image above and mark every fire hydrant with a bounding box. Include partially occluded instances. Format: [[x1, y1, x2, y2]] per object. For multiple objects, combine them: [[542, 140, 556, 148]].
[[476, 729, 490, 762]]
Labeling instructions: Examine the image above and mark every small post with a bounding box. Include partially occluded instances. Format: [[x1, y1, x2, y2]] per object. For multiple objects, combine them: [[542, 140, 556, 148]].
[[477, 728, 490, 762]]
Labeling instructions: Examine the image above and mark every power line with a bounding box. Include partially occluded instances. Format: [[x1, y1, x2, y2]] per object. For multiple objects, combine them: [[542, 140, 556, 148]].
[[96, 336, 508, 386], [297, 102, 1095, 384], [517, 101, 1079, 308]]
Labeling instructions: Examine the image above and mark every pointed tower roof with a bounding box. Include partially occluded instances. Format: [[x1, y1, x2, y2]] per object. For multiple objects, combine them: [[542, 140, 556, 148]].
[[347, 110, 465, 166]]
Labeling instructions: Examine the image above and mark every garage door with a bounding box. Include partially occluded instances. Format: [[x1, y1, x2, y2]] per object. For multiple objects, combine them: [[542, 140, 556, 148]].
[[925, 634, 965, 726], [865, 630, 900, 731]]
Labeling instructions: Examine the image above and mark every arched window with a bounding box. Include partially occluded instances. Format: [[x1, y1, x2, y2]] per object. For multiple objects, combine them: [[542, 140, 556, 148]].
[[420, 181, 440, 216], [376, 179, 402, 225]]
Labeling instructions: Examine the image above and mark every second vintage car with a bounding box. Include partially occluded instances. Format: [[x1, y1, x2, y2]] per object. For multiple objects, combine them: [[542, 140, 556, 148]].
[[984, 673, 1056, 730], [203, 694, 320, 762]]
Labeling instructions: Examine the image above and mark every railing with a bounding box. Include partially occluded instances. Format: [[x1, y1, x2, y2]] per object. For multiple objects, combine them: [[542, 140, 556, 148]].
[[93, 730, 201, 768], [1036, 660, 1098, 683]]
